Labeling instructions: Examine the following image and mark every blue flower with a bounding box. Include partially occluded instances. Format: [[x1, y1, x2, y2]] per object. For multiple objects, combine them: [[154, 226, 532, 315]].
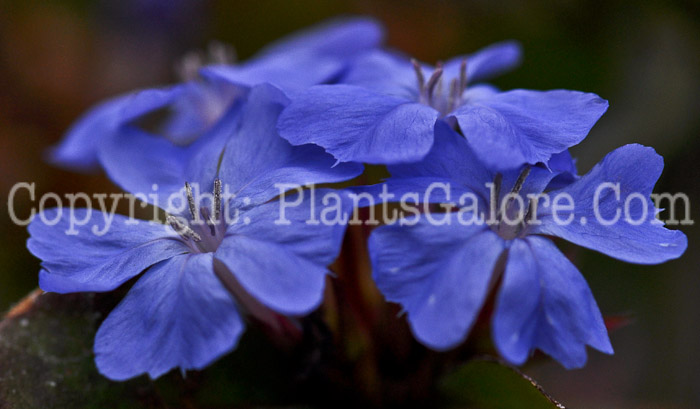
[[50, 16, 384, 172], [277, 42, 608, 168], [28, 84, 361, 380], [201, 16, 384, 94], [368, 123, 687, 368], [49, 75, 240, 172]]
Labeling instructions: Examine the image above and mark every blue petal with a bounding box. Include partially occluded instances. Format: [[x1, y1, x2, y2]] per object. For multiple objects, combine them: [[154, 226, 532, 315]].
[[493, 237, 613, 369], [546, 149, 579, 190], [215, 189, 349, 315], [548, 149, 577, 175], [48, 94, 136, 172], [387, 120, 494, 198], [98, 99, 241, 204], [443, 40, 522, 84], [218, 84, 362, 206], [451, 89, 608, 169], [532, 144, 688, 264], [278, 84, 438, 164], [156, 80, 240, 146], [27, 209, 187, 293], [342, 50, 420, 99], [370, 215, 505, 350], [94, 253, 244, 380], [257, 16, 383, 59], [200, 53, 343, 95], [200, 16, 384, 94]]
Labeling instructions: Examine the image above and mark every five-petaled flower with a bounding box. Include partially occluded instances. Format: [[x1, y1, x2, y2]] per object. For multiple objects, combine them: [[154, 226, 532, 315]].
[[29, 16, 689, 381], [50, 17, 384, 172], [368, 123, 687, 368], [277, 42, 607, 169], [28, 85, 361, 380]]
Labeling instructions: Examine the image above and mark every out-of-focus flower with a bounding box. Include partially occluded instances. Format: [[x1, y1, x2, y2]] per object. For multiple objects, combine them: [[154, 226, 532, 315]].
[[201, 16, 384, 94], [49, 16, 384, 172]]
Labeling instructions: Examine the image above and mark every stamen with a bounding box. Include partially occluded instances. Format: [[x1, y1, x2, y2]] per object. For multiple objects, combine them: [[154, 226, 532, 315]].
[[425, 64, 443, 104], [167, 215, 202, 242], [213, 178, 222, 222], [175, 52, 204, 82], [524, 196, 538, 225], [497, 165, 531, 223], [411, 59, 425, 95], [459, 59, 468, 93], [488, 173, 503, 226], [207, 41, 236, 65], [434, 75, 444, 105], [493, 173, 503, 205], [448, 78, 460, 113], [510, 165, 531, 196], [200, 207, 217, 236], [185, 182, 198, 220]]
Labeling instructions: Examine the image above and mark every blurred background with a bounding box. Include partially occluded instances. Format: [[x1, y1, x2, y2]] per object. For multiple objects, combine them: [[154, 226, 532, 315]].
[[1, 0, 699, 407]]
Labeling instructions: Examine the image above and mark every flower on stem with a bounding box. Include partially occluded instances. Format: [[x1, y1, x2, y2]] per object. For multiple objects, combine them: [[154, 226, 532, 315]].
[[50, 17, 384, 172], [28, 85, 361, 380], [368, 123, 686, 368], [277, 42, 608, 168]]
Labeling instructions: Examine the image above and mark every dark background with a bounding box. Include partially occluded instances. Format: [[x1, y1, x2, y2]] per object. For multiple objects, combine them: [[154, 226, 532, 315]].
[[1, 0, 699, 407]]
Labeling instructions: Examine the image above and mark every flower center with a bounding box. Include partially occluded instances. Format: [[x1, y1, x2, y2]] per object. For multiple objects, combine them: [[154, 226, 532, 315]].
[[412, 58, 468, 116], [488, 167, 534, 240], [167, 178, 227, 254]]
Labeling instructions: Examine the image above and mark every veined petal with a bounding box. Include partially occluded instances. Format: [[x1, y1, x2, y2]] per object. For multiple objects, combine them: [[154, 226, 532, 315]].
[[443, 40, 522, 84], [219, 84, 362, 207], [201, 16, 384, 94], [94, 253, 243, 380], [200, 52, 342, 95], [156, 80, 240, 146], [532, 144, 687, 264], [257, 16, 384, 59], [278, 84, 438, 164], [370, 214, 504, 350], [216, 189, 349, 315], [48, 94, 133, 172], [493, 237, 612, 369], [452, 89, 608, 170], [49, 87, 178, 172], [27, 209, 187, 293], [98, 99, 241, 206], [387, 120, 494, 198], [546, 149, 579, 190], [342, 50, 419, 99]]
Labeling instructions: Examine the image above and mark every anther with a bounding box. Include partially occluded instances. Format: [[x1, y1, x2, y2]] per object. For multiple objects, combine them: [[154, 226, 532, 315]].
[[459, 59, 468, 93], [185, 182, 198, 220], [524, 196, 538, 224], [493, 173, 503, 205], [425, 64, 444, 104], [207, 41, 236, 65], [411, 59, 425, 95], [510, 166, 531, 197], [167, 215, 202, 242], [497, 165, 532, 222], [448, 78, 460, 113], [213, 178, 222, 222]]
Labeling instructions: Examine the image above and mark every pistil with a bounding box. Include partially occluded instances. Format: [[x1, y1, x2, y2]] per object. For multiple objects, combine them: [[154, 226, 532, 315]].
[[169, 178, 226, 253], [412, 58, 470, 115], [489, 166, 533, 240]]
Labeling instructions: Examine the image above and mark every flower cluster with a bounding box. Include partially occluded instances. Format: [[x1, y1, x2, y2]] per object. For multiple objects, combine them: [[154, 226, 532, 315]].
[[28, 17, 686, 381]]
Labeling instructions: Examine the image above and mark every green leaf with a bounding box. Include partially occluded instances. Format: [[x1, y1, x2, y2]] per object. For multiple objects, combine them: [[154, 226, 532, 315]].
[[439, 357, 566, 409], [0, 290, 296, 408]]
